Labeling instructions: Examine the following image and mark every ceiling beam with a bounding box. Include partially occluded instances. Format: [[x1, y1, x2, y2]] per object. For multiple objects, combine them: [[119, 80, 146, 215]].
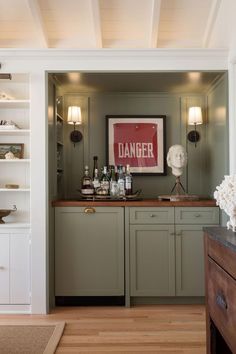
[[203, 0, 222, 48], [149, 0, 162, 48], [90, 0, 103, 48], [26, 0, 48, 48]]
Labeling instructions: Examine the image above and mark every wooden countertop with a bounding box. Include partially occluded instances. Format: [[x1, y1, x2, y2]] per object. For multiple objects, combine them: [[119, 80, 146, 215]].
[[204, 226, 236, 253], [52, 199, 217, 207]]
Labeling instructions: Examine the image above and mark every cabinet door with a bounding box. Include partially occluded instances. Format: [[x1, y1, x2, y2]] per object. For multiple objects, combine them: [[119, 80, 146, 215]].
[[175, 225, 205, 296], [10, 234, 30, 304], [130, 225, 175, 296], [55, 207, 124, 296], [0, 235, 10, 304]]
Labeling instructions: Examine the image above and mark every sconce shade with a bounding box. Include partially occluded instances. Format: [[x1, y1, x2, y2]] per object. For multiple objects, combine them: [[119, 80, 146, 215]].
[[67, 106, 82, 125], [188, 107, 203, 125]]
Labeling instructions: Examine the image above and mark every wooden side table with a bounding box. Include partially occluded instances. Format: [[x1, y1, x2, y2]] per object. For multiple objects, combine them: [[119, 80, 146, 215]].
[[204, 227, 236, 354]]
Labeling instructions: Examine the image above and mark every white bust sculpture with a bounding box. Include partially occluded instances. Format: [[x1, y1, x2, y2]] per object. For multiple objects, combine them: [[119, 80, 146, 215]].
[[167, 144, 187, 177]]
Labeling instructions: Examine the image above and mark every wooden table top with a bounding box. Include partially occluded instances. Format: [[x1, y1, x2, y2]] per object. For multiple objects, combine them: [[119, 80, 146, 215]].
[[52, 198, 217, 207]]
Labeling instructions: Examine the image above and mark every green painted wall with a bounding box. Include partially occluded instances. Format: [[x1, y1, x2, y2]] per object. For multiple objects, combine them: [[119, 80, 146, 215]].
[[61, 85, 228, 199]]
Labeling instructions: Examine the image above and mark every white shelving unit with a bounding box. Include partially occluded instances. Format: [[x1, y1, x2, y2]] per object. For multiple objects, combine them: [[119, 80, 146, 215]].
[[0, 74, 31, 312], [0, 74, 30, 226]]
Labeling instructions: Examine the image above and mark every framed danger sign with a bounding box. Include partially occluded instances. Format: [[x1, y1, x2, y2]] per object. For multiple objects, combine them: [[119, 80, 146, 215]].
[[106, 115, 166, 175]]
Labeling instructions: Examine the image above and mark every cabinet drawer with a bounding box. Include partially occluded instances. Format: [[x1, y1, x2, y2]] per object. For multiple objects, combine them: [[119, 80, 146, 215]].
[[207, 257, 236, 352], [129, 207, 174, 224], [175, 207, 219, 224]]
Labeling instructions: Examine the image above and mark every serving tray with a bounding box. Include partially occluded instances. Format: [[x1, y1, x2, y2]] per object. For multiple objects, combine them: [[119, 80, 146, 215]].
[[77, 189, 142, 201]]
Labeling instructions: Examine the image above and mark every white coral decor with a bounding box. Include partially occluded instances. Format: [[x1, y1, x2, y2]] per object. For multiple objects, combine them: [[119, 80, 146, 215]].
[[214, 175, 236, 232]]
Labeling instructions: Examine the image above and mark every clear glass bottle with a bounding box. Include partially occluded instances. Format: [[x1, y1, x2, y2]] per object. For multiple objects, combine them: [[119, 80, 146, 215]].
[[117, 165, 125, 196], [92, 168, 100, 191], [125, 164, 133, 195], [110, 165, 119, 198], [81, 165, 94, 195], [100, 166, 110, 193]]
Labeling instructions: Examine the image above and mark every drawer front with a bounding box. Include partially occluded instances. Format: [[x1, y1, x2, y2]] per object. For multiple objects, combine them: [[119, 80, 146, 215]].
[[207, 234, 236, 280], [129, 207, 174, 224], [175, 207, 219, 224], [207, 257, 236, 351]]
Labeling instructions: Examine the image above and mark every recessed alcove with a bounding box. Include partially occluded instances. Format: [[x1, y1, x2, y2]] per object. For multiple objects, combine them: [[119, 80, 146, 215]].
[[48, 71, 228, 199]]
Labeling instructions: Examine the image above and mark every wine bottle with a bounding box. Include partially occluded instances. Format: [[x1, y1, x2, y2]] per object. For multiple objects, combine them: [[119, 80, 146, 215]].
[[100, 166, 110, 193], [81, 165, 94, 195], [125, 164, 133, 195], [117, 165, 125, 196], [92, 156, 98, 179], [92, 168, 100, 190]]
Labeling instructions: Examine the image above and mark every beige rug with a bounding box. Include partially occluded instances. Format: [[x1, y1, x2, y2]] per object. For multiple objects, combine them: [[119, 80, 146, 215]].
[[0, 322, 65, 354]]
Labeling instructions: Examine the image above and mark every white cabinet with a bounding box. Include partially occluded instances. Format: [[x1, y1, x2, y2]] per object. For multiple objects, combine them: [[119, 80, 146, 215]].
[[0, 231, 30, 306], [0, 235, 10, 303]]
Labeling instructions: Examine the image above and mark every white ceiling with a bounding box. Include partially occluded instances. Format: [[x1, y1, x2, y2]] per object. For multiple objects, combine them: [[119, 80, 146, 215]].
[[0, 0, 223, 49]]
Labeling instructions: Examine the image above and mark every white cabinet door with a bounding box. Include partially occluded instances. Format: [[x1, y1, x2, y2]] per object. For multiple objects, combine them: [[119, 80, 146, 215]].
[[10, 234, 30, 304], [0, 235, 10, 304]]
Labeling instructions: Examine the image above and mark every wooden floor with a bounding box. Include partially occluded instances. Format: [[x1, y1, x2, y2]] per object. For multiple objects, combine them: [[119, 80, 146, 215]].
[[0, 305, 206, 353]]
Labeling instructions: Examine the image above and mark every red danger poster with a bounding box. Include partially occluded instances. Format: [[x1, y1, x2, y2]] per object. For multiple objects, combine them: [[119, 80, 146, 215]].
[[107, 116, 165, 175]]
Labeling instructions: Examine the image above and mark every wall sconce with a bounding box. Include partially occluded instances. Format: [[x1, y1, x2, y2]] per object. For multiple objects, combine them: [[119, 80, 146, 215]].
[[187, 106, 203, 147], [67, 106, 83, 146]]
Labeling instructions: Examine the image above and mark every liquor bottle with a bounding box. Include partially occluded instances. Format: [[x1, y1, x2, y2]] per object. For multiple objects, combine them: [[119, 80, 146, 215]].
[[109, 165, 116, 186], [92, 168, 100, 190], [81, 165, 94, 195], [125, 164, 133, 195], [92, 156, 98, 179], [100, 166, 110, 193], [117, 165, 125, 196]]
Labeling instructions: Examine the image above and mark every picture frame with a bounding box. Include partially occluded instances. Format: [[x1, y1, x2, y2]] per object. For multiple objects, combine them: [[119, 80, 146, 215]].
[[106, 115, 166, 175], [0, 143, 24, 159]]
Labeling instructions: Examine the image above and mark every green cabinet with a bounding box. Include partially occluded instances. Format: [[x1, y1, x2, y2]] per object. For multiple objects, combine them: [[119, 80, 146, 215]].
[[129, 206, 219, 298], [55, 207, 124, 296], [175, 225, 205, 296], [130, 224, 175, 296]]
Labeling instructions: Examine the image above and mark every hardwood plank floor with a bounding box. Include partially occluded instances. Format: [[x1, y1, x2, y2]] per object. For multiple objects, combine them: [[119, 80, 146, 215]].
[[0, 305, 206, 353]]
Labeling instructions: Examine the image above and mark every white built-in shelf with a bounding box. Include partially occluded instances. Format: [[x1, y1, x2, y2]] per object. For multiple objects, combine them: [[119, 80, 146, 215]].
[[0, 100, 30, 108], [0, 159, 30, 163], [0, 222, 31, 229], [57, 113, 64, 121], [0, 188, 30, 192], [0, 129, 30, 135]]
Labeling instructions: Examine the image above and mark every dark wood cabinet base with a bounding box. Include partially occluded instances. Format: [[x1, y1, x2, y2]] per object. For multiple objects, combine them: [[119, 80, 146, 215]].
[[204, 227, 236, 354]]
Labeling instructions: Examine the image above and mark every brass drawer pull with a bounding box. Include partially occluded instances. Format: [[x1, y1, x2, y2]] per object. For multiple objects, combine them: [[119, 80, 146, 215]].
[[194, 214, 201, 218], [84, 207, 96, 214], [216, 293, 228, 310], [150, 214, 156, 217]]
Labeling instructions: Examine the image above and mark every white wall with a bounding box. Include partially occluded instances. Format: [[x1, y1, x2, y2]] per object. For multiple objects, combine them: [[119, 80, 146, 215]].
[[0, 49, 230, 313]]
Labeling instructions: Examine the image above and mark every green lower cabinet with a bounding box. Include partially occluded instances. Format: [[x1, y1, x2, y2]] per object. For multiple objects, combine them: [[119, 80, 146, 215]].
[[130, 225, 175, 296], [175, 225, 205, 296], [55, 207, 124, 296]]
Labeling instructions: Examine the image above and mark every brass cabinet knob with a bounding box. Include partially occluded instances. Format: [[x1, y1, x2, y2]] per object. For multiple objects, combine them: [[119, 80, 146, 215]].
[[84, 207, 96, 214]]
